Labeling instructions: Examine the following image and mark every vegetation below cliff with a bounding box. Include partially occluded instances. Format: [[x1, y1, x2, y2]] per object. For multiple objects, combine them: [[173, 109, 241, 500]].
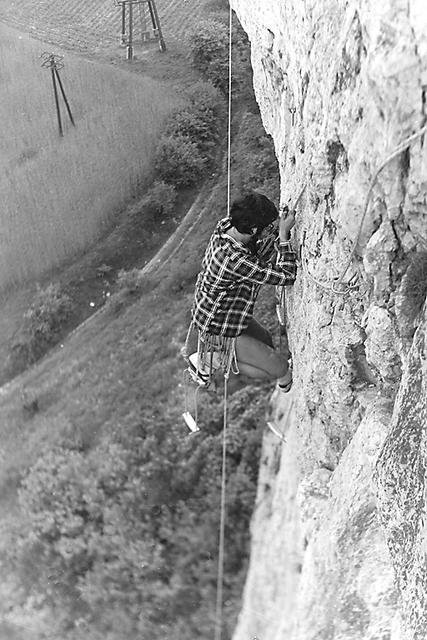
[[0, 7, 284, 639]]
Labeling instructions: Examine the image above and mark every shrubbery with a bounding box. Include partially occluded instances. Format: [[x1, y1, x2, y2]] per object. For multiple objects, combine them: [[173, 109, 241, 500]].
[[189, 18, 250, 94], [153, 14, 250, 190], [185, 80, 226, 121], [166, 109, 217, 155], [155, 135, 208, 187], [145, 180, 177, 217], [8, 282, 72, 373], [154, 81, 225, 188], [11, 387, 265, 639], [190, 19, 231, 93]]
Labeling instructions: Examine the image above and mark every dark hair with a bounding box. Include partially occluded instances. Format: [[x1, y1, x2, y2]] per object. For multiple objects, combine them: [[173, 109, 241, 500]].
[[230, 192, 279, 235]]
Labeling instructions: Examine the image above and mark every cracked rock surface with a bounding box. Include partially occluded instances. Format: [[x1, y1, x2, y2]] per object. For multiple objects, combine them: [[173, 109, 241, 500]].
[[230, 1, 427, 639]]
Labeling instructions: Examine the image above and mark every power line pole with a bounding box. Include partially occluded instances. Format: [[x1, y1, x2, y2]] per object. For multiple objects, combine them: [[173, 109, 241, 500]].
[[41, 52, 75, 137], [114, 0, 166, 59], [120, 2, 126, 45], [128, 0, 133, 59]]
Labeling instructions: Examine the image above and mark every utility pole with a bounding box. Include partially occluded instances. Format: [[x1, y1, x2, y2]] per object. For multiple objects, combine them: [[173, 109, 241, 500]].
[[114, 0, 166, 59], [120, 2, 126, 45], [128, 0, 133, 59], [41, 52, 75, 137]]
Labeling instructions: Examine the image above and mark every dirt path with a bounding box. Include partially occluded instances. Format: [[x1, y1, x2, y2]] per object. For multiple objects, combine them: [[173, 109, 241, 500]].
[[0, 172, 224, 398], [63, 178, 222, 343]]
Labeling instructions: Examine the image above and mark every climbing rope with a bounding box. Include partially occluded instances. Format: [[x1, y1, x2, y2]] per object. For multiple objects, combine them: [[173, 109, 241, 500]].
[[336, 123, 427, 286], [226, 10, 233, 220], [276, 184, 306, 344], [214, 7, 233, 640], [215, 374, 229, 640], [301, 122, 427, 295]]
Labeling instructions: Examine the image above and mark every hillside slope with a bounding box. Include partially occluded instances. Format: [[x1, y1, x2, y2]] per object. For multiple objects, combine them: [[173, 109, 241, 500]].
[[230, 1, 427, 639], [0, 177, 233, 639], [0, 95, 283, 637]]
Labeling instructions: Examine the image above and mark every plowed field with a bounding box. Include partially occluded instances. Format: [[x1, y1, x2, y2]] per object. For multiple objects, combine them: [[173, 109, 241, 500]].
[[0, 0, 215, 59]]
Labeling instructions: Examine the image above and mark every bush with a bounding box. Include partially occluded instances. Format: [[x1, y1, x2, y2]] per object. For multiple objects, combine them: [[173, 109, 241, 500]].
[[26, 282, 72, 338], [185, 81, 225, 120], [166, 82, 226, 155], [145, 180, 177, 217], [189, 19, 250, 94], [190, 19, 230, 92], [8, 382, 266, 638], [9, 282, 72, 368], [207, 0, 230, 10], [13, 444, 138, 624], [152, 81, 226, 190], [154, 135, 208, 187], [166, 109, 218, 155]]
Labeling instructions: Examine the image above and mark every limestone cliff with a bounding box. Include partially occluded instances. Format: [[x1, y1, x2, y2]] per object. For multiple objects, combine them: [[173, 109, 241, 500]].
[[229, 2, 427, 639]]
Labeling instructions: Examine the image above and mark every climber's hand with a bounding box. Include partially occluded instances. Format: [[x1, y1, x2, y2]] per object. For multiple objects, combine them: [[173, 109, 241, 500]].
[[279, 208, 296, 241]]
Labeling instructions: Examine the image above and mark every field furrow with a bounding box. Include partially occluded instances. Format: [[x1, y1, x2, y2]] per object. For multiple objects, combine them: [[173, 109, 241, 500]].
[[0, 0, 216, 58]]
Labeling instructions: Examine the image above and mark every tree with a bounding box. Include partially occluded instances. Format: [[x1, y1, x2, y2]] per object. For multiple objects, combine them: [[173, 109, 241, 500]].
[[154, 135, 208, 187]]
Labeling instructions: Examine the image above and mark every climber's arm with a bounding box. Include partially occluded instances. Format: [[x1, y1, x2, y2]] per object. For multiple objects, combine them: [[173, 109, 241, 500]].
[[231, 207, 297, 286], [276, 240, 297, 277], [232, 245, 297, 286]]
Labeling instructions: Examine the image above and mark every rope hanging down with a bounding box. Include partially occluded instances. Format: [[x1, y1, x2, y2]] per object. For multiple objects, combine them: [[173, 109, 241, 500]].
[[301, 122, 427, 296], [276, 183, 306, 334], [214, 7, 233, 640]]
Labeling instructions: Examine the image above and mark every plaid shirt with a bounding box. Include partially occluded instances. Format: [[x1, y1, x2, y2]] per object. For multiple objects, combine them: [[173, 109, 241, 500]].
[[192, 217, 297, 338]]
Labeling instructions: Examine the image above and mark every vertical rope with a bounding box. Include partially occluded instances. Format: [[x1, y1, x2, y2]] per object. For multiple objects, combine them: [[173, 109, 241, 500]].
[[214, 7, 233, 640], [215, 375, 229, 640], [226, 3, 233, 220]]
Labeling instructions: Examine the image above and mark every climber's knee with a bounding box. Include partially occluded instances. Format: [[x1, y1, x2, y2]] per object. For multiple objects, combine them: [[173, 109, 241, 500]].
[[235, 333, 288, 380]]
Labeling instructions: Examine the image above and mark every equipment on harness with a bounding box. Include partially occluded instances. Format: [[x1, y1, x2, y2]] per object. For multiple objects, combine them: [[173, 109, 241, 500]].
[[181, 324, 237, 433]]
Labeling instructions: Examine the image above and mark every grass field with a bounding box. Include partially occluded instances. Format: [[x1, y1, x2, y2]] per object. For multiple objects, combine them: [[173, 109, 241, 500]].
[[0, 23, 180, 290], [0, 0, 217, 57]]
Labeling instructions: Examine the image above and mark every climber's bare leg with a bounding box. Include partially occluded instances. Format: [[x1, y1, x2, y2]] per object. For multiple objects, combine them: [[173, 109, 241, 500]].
[[235, 333, 291, 382]]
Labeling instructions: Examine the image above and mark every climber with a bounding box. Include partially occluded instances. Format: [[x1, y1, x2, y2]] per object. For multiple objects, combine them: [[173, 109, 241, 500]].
[[186, 191, 297, 392]]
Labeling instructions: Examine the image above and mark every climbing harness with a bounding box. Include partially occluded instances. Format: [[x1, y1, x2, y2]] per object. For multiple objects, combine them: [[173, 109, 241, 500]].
[[182, 326, 238, 432]]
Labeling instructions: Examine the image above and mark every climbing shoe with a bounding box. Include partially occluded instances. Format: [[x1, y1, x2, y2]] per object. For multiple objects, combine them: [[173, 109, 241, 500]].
[[188, 352, 220, 387], [277, 357, 293, 393]]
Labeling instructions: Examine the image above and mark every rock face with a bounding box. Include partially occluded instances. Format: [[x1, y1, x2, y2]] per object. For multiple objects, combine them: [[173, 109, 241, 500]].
[[229, 1, 427, 639]]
